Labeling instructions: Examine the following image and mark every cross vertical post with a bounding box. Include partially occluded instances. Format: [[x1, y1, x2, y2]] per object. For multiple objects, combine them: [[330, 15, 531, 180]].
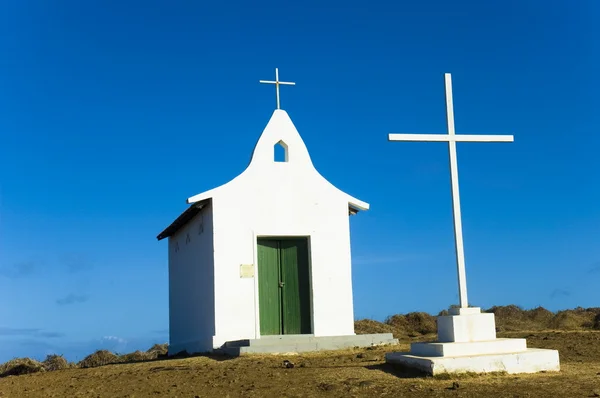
[[260, 68, 296, 110], [275, 68, 280, 109], [388, 73, 514, 309], [444, 73, 469, 308]]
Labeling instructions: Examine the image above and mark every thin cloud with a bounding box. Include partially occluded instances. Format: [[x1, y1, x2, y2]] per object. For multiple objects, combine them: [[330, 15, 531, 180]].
[[56, 294, 89, 306], [588, 261, 600, 275], [0, 327, 40, 336], [99, 336, 129, 354], [550, 289, 571, 299], [60, 253, 93, 273], [102, 336, 127, 344], [0, 261, 36, 279], [0, 327, 64, 339], [37, 331, 65, 338]]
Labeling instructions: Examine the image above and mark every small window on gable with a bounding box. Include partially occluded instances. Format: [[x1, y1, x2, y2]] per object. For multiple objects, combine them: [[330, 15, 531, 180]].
[[274, 140, 288, 162]]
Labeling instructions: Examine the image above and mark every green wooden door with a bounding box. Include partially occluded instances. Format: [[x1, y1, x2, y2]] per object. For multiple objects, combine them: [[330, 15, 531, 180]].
[[257, 239, 282, 335], [280, 239, 311, 334], [257, 238, 311, 335]]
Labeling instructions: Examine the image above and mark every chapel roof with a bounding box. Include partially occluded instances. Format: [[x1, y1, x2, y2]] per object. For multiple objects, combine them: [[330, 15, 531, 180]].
[[157, 199, 209, 241], [157, 109, 368, 241], [156, 199, 363, 241]]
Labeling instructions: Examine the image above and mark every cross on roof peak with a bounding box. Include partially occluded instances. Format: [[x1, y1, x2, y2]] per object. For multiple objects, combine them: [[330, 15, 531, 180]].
[[259, 68, 295, 110]]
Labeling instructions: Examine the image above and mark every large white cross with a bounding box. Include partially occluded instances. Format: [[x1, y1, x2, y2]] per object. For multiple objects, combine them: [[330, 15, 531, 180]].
[[388, 73, 514, 308], [259, 68, 295, 110]]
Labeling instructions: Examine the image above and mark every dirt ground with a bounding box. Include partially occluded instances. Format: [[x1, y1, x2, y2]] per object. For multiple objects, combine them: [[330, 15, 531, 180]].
[[1, 331, 599, 398]]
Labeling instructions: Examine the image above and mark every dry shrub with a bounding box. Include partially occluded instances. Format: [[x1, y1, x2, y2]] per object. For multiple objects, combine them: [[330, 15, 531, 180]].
[[488, 305, 600, 331], [78, 350, 120, 368], [354, 319, 395, 335], [384, 312, 437, 337], [527, 306, 554, 326], [0, 358, 45, 377], [360, 305, 600, 338], [42, 354, 70, 371], [487, 304, 524, 317], [359, 305, 600, 337], [550, 308, 597, 330], [147, 343, 168, 358], [384, 314, 411, 337], [594, 313, 600, 330], [486, 305, 533, 331], [119, 350, 153, 363], [404, 312, 437, 335]]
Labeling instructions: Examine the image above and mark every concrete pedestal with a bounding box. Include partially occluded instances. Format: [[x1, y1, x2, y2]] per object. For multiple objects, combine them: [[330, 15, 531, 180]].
[[385, 307, 560, 375]]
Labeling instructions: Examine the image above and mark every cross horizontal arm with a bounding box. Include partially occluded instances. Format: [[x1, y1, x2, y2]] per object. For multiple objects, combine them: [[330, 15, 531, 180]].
[[259, 80, 296, 85], [388, 133, 514, 143]]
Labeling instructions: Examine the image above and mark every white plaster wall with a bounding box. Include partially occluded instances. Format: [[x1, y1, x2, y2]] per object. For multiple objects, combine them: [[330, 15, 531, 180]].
[[194, 110, 366, 348], [167, 204, 215, 355]]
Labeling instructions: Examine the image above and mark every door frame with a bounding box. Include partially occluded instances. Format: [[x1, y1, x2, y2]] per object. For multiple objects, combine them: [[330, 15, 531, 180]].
[[253, 232, 314, 339]]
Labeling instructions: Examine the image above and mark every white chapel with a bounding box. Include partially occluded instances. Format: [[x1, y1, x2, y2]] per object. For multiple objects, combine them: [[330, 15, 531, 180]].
[[157, 71, 396, 355]]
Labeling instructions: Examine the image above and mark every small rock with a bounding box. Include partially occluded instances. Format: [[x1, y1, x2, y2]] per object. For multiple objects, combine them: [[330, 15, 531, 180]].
[[592, 391, 600, 398], [449, 382, 460, 390], [358, 380, 373, 388], [282, 360, 294, 368], [356, 353, 365, 359], [317, 383, 335, 391]]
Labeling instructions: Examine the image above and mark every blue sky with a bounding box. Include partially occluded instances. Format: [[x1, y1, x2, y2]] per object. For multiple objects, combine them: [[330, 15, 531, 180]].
[[0, 0, 598, 362]]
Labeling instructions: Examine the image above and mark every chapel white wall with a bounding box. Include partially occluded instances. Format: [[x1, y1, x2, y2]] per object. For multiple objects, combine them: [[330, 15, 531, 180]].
[[210, 147, 356, 348], [167, 205, 215, 355]]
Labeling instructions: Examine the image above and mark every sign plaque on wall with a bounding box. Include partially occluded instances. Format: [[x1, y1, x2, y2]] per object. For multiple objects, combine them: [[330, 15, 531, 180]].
[[240, 264, 255, 278]]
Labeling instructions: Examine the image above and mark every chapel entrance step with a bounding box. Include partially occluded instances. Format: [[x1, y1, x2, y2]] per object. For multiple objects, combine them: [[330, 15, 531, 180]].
[[221, 333, 398, 356]]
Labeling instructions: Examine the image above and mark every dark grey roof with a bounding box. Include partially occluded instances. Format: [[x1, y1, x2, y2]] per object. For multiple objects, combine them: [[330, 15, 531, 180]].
[[156, 199, 210, 241]]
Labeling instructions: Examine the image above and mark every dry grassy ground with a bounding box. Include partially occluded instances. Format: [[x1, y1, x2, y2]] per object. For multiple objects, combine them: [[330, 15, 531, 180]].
[[1, 306, 599, 397], [1, 330, 599, 398]]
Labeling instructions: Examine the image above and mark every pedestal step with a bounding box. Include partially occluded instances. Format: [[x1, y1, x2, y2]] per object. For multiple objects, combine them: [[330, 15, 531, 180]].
[[386, 348, 560, 375], [411, 338, 527, 357], [437, 309, 497, 342]]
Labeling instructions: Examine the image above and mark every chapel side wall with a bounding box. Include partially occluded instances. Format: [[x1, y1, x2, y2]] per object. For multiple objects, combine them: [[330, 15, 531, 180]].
[[168, 204, 215, 355]]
